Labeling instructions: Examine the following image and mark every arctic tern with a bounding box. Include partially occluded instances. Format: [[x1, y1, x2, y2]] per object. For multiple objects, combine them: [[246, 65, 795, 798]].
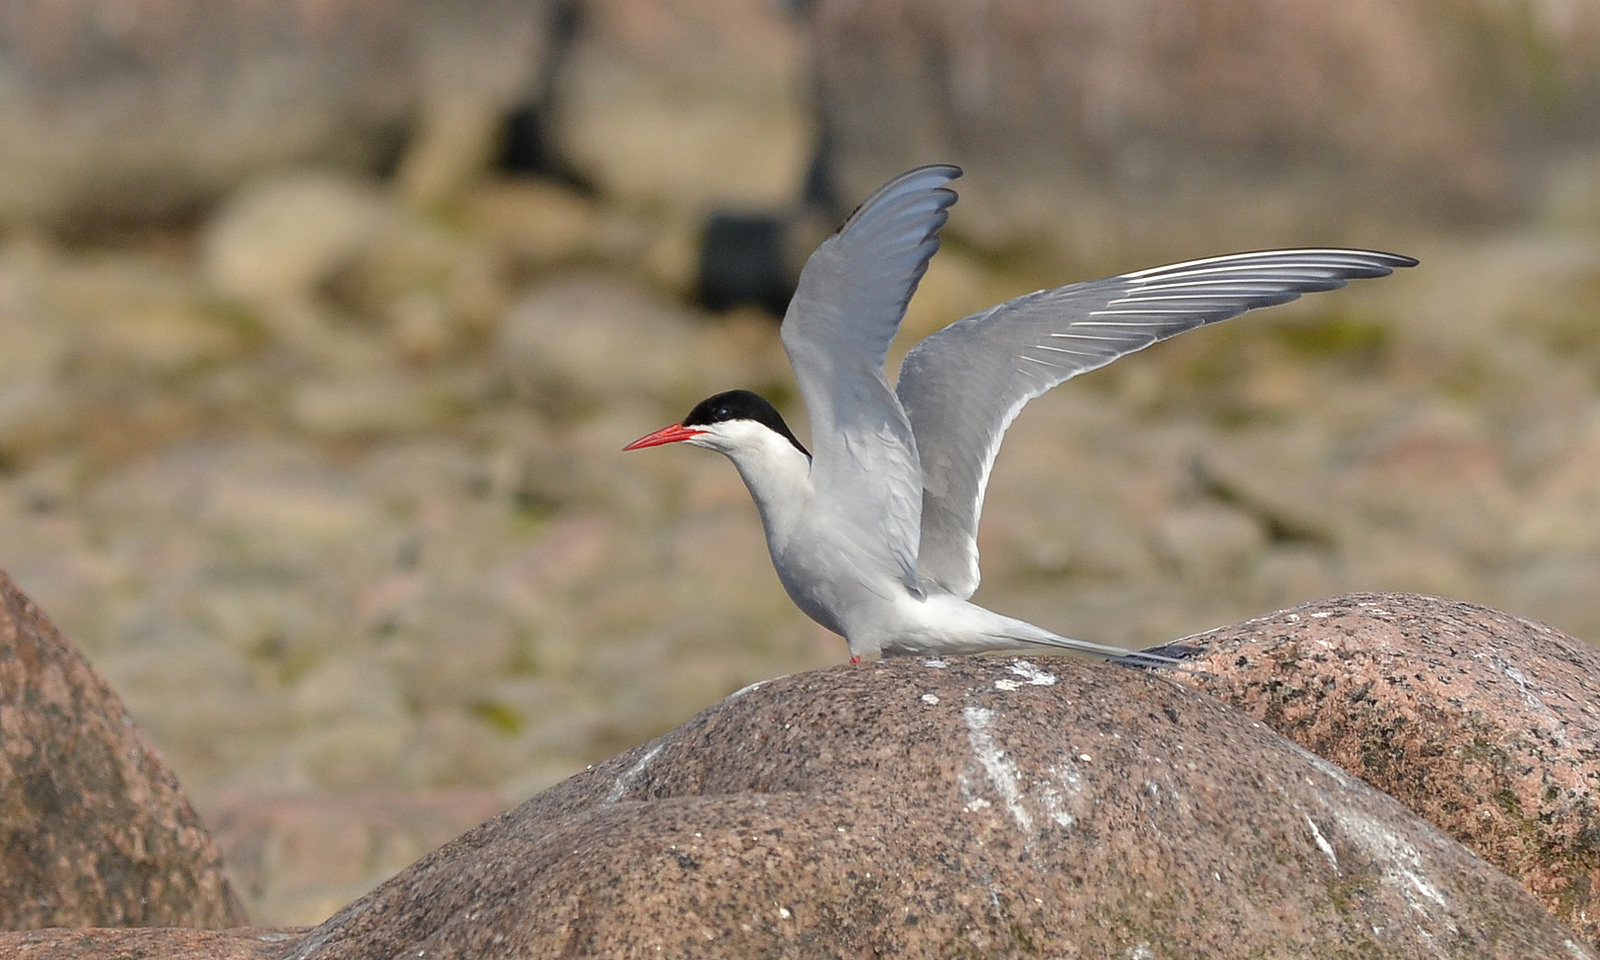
[[626, 165, 1414, 664]]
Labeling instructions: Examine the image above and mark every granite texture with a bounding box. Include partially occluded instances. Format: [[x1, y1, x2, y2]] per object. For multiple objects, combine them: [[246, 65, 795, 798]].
[[0, 569, 246, 929], [0, 926, 302, 960], [283, 655, 1586, 959], [1166, 591, 1600, 947]]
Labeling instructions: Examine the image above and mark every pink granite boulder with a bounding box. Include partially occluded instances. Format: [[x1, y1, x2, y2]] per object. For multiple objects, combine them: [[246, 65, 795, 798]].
[[282, 655, 1586, 959], [1165, 591, 1600, 947], [0, 569, 245, 929], [0, 926, 300, 960]]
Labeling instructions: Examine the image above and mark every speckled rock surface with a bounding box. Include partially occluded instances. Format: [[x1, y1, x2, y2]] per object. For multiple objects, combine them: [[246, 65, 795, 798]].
[[284, 656, 1587, 959], [0, 569, 246, 929], [1165, 592, 1600, 947], [0, 926, 303, 960]]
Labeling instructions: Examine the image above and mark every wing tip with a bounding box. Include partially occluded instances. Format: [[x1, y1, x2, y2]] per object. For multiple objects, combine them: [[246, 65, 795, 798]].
[[901, 162, 964, 183], [1123, 247, 1419, 283], [833, 164, 964, 236]]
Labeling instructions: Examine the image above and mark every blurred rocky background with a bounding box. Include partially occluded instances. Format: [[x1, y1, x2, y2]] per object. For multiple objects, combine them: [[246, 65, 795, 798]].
[[0, 0, 1597, 929]]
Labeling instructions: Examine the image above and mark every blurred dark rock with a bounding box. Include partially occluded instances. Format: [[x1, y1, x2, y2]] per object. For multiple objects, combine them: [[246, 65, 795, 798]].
[[0, 0, 553, 230], [697, 212, 793, 315], [1166, 592, 1600, 948], [496, 0, 591, 191], [0, 569, 245, 929], [0, 927, 302, 960], [286, 656, 1580, 959], [806, 0, 1600, 256], [393, 3, 550, 210]]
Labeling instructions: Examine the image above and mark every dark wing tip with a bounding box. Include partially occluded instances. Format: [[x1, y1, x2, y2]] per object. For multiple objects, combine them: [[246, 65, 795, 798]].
[[1123, 248, 1419, 285], [832, 164, 963, 236], [1319, 249, 1419, 275]]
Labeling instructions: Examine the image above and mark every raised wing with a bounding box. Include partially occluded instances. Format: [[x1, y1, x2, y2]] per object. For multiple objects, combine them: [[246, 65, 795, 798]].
[[780, 164, 962, 595], [897, 248, 1417, 598]]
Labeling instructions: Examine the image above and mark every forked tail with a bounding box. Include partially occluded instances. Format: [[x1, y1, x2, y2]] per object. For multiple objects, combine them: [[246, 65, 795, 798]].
[[994, 619, 1204, 672]]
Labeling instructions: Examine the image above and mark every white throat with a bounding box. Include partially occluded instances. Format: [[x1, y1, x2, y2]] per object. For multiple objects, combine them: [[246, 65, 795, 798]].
[[694, 421, 814, 550]]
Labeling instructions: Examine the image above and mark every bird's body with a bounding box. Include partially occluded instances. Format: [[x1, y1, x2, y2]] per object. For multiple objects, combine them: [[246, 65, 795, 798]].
[[628, 165, 1415, 664], [643, 388, 1165, 662]]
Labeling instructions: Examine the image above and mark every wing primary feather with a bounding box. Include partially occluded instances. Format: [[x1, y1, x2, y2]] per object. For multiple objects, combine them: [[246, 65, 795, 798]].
[[899, 246, 1415, 597], [782, 164, 964, 596]]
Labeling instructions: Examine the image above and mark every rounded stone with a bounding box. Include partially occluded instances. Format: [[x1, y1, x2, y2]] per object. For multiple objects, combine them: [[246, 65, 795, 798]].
[[288, 655, 1587, 959], [1166, 591, 1600, 946], [0, 569, 246, 929]]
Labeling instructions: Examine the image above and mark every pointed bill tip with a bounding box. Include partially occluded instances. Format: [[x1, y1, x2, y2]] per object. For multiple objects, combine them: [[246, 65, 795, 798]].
[[623, 423, 703, 451]]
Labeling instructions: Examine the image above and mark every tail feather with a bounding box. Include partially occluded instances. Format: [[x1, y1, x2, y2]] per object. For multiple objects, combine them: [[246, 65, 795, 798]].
[[871, 595, 1209, 672], [991, 621, 1203, 673]]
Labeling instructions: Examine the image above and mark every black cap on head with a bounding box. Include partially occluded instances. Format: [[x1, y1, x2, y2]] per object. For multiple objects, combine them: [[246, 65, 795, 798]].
[[683, 390, 809, 457]]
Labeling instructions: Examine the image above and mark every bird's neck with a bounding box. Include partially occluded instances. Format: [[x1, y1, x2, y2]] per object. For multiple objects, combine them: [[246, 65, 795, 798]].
[[724, 435, 814, 550]]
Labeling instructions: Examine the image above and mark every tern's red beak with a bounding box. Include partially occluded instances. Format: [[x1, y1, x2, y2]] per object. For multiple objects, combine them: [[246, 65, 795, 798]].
[[623, 423, 705, 451]]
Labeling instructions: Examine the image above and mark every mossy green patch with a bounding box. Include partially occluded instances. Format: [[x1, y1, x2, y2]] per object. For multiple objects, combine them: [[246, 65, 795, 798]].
[[1270, 313, 1392, 362], [470, 698, 525, 736]]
